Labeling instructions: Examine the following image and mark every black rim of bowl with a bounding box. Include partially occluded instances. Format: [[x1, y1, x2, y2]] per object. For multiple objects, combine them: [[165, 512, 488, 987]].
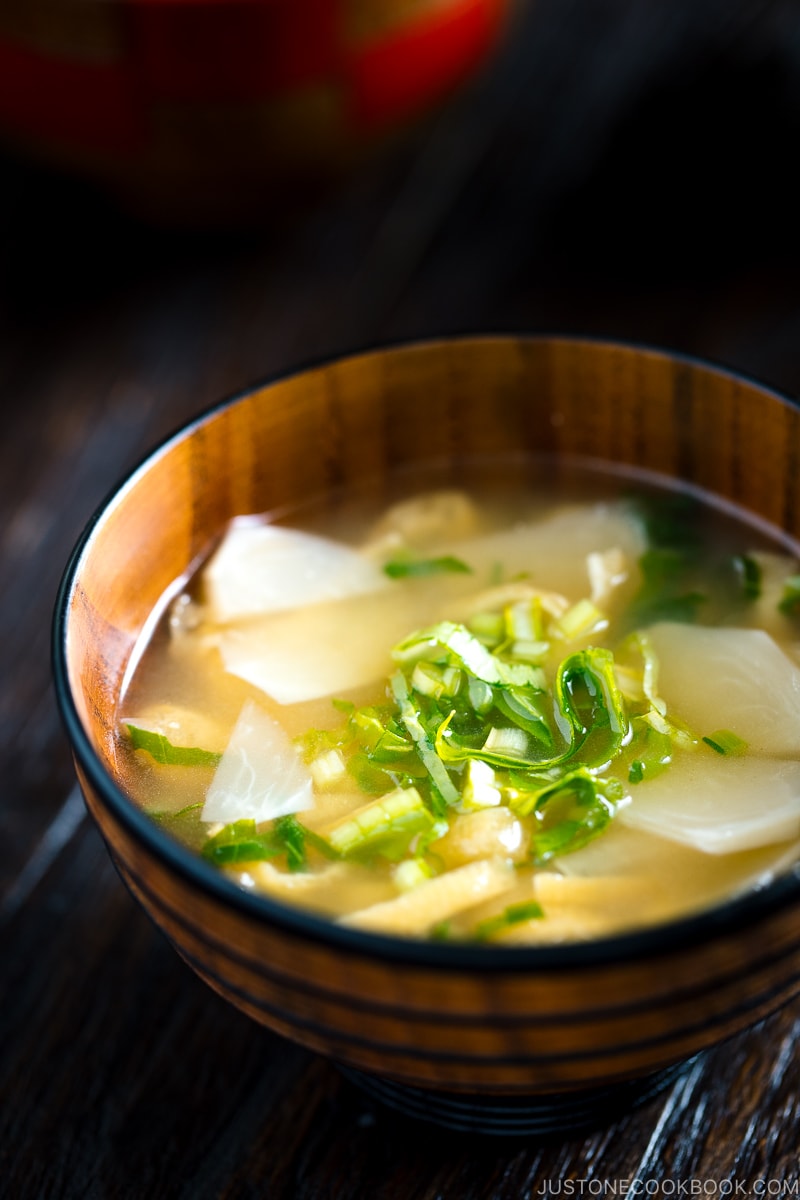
[[51, 333, 800, 972]]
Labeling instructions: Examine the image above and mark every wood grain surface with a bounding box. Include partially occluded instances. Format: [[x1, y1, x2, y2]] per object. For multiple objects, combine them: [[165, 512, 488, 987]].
[[3, 1, 800, 1194]]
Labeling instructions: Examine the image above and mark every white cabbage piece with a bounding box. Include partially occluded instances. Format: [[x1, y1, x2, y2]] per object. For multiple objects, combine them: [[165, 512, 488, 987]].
[[203, 519, 388, 623], [202, 700, 313, 824], [618, 753, 800, 854], [361, 489, 482, 556], [434, 503, 646, 600], [587, 547, 629, 606], [555, 821, 800, 914], [647, 623, 800, 756], [216, 579, 458, 705]]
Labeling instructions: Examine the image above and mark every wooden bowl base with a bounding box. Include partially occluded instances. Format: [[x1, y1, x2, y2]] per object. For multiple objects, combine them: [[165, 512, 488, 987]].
[[338, 1056, 702, 1136]]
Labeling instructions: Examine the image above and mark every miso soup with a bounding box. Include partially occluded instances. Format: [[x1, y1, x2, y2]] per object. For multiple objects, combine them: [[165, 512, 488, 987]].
[[116, 458, 800, 944]]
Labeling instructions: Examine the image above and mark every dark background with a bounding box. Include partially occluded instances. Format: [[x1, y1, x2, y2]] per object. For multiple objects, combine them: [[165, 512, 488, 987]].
[[2, 2, 799, 1195]]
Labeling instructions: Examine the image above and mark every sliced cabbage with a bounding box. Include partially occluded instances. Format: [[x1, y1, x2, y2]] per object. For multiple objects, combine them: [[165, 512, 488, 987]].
[[587, 547, 629, 606], [362, 490, 481, 556], [216, 581, 453, 705], [202, 700, 313, 824], [433, 503, 646, 600], [555, 821, 800, 912], [203, 520, 387, 623], [618, 753, 800, 854], [647, 623, 800, 756]]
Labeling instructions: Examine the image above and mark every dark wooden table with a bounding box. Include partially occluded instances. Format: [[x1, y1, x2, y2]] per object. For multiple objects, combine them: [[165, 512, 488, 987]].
[[2, 5, 800, 1195]]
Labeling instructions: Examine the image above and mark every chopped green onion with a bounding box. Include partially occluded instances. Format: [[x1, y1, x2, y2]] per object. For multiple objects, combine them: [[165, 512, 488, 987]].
[[504, 598, 546, 643], [201, 816, 335, 870], [492, 686, 553, 745], [552, 598, 608, 641], [731, 554, 762, 600], [467, 676, 494, 713], [702, 729, 748, 756], [383, 555, 472, 579], [639, 706, 697, 750], [392, 621, 545, 689], [393, 858, 436, 891], [468, 611, 505, 644], [778, 575, 800, 618], [326, 786, 444, 861], [626, 548, 707, 628], [271, 815, 338, 871], [627, 725, 672, 783], [553, 648, 629, 768], [411, 661, 462, 699], [149, 800, 204, 824], [509, 771, 620, 863], [390, 672, 461, 811], [435, 709, 532, 769], [461, 758, 502, 810], [617, 631, 666, 716], [309, 749, 346, 789], [346, 751, 420, 796], [510, 639, 550, 663], [475, 900, 545, 941], [201, 820, 281, 866], [483, 726, 529, 757], [632, 491, 703, 552], [124, 722, 221, 767]]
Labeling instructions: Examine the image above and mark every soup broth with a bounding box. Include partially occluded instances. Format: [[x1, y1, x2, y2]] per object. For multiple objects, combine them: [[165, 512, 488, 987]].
[[116, 458, 800, 943]]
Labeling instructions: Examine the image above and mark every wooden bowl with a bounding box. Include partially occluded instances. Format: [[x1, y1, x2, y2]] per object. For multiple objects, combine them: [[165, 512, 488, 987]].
[[53, 336, 800, 1135]]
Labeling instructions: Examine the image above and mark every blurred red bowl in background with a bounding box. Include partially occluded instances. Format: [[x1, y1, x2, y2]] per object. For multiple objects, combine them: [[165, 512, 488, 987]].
[[0, 0, 512, 224]]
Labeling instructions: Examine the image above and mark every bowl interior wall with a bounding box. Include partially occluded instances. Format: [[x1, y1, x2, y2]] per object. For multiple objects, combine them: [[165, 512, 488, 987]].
[[65, 336, 800, 775]]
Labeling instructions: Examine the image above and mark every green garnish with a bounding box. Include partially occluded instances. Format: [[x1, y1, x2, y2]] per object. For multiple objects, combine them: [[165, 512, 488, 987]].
[[432, 647, 627, 776], [201, 820, 282, 866], [390, 671, 460, 812], [326, 786, 446, 862], [272, 815, 339, 871], [124, 722, 221, 767], [554, 648, 629, 768], [301, 622, 634, 867], [731, 554, 762, 600], [508, 769, 621, 862], [393, 620, 545, 690], [383, 555, 472, 579], [702, 729, 748, 756], [778, 575, 800, 618], [627, 725, 672, 783], [627, 549, 707, 627], [633, 491, 703, 552], [150, 800, 204, 822], [475, 900, 545, 941], [201, 816, 337, 870]]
